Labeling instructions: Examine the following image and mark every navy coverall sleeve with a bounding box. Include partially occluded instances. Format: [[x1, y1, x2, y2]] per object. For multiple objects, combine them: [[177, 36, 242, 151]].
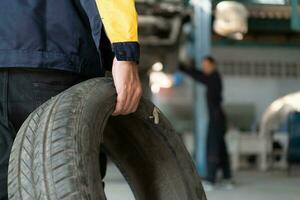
[[179, 65, 208, 84]]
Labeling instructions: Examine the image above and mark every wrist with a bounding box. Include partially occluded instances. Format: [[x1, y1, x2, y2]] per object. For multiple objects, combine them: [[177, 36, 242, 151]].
[[117, 60, 138, 67]]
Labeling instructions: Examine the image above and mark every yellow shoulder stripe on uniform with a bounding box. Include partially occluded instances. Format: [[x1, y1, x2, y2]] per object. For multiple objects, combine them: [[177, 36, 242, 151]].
[[96, 0, 139, 43]]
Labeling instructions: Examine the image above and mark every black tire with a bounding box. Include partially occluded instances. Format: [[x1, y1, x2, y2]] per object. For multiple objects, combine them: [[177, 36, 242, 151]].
[[8, 102, 52, 200], [8, 78, 206, 200]]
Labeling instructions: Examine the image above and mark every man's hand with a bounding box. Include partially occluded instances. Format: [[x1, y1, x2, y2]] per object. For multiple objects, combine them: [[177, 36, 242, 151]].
[[112, 58, 142, 116]]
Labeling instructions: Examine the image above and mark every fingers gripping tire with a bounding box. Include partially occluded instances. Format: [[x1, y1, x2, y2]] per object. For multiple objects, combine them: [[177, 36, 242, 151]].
[[8, 78, 206, 200]]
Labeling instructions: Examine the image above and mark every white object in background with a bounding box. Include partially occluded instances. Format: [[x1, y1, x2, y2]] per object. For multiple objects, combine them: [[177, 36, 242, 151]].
[[226, 130, 271, 171], [214, 1, 248, 40], [149, 71, 174, 93], [227, 131, 289, 171], [152, 62, 164, 72], [260, 92, 300, 136], [259, 92, 300, 169], [227, 92, 300, 171]]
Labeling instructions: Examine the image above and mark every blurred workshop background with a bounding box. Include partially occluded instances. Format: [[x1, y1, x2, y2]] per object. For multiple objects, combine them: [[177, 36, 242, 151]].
[[105, 0, 300, 199]]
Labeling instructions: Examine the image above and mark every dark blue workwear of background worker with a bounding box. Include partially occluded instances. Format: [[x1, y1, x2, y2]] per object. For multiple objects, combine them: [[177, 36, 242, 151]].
[[180, 57, 232, 184], [0, 0, 140, 199]]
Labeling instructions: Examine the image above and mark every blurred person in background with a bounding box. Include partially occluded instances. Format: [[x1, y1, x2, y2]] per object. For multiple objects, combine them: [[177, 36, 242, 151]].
[[180, 56, 233, 190]]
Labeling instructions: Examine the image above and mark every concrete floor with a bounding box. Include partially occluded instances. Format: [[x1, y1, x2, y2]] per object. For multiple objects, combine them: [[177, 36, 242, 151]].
[[104, 164, 300, 200]]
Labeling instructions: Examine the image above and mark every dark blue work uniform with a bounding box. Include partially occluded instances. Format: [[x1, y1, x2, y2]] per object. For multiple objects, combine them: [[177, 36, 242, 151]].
[[181, 67, 232, 183]]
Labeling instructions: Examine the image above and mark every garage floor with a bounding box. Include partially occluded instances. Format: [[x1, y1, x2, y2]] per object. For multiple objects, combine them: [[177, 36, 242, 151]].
[[104, 164, 300, 200]]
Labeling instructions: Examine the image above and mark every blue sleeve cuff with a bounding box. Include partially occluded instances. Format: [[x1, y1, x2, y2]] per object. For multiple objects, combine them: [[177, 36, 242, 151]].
[[112, 42, 140, 62]]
